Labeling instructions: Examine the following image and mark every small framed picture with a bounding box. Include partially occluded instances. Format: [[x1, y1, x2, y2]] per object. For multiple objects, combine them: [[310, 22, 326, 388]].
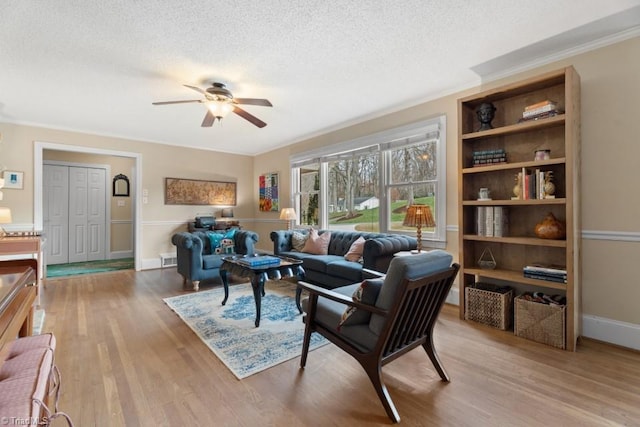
[[2, 171, 24, 189]]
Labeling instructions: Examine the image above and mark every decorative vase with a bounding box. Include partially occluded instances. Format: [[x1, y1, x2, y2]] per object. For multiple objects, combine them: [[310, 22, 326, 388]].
[[534, 212, 566, 239]]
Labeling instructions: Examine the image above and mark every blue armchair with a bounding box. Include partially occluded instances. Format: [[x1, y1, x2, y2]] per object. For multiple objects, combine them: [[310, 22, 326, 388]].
[[171, 230, 258, 291]]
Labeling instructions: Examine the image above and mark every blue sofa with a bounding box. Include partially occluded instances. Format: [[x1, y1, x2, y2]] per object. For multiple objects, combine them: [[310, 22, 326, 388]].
[[270, 229, 417, 289], [172, 230, 258, 291]]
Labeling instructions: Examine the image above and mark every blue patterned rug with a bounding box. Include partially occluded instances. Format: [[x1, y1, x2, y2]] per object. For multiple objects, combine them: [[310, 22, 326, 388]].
[[163, 280, 327, 379]]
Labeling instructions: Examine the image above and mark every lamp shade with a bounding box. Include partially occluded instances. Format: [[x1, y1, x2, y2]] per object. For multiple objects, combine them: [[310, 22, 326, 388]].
[[279, 208, 297, 220], [0, 207, 11, 224], [403, 204, 435, 228]]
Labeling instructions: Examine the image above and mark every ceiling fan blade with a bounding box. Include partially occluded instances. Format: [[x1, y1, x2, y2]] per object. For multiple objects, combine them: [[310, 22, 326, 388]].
[[184, 84, 208, 95], [234, 98, 273, 107], [233, 106, 267, 128], [201, 110, 215, 127], [152, 100, 202, 105]]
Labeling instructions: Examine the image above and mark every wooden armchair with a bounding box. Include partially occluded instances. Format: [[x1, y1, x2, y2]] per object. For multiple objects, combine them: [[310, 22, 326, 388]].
[[298, 250, 460, 423]]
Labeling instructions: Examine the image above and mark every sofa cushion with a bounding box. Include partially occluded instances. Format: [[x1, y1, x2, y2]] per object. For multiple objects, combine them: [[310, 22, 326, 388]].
[[304, 255, 344, 273], [202, 254, 224, 270], [302, 229, 331, 255], [339, 278, 384, 328], [344, 236, 366, 262], [325, 259, 364, 282], [221, 229, 236, 254], [302, 284, 379, 352], [291, 230, 309, 251], [207, 232, 224, 254]]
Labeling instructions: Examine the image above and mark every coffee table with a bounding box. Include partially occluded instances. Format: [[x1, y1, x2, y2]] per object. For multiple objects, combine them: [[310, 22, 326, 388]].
[[220, 255, 305, 327]]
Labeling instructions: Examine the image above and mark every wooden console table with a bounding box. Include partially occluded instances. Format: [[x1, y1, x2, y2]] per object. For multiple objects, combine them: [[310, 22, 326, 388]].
[[0, 261, 37, 363], [0, 236, 43, 306]]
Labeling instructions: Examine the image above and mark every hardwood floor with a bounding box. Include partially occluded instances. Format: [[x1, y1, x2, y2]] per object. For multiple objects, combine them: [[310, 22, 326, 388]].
[[42, 269, 640, 426]]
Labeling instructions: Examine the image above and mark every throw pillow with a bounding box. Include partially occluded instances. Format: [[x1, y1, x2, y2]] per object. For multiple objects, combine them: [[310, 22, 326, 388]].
[[207, 232, 224, 254], [291, 231, 308, 252], [339, 278, 384, 329], [344, 236, 366, 262], [301, 228, 331, 255], [221, 229, 236, 254]]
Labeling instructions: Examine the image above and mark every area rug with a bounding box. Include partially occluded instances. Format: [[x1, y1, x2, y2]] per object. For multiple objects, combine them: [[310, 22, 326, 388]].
[[163, 280, 327, 379], [46, 258, 134, 278]]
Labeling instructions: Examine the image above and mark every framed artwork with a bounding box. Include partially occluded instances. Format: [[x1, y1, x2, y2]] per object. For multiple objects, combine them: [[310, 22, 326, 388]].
[[259, 172, 279, 212], [2, 171, 24, 189], [165, 177, 237, 206]]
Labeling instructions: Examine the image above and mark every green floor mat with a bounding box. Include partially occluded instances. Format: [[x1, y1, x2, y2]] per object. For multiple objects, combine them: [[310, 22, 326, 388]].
[[47, 258, 134, 278]]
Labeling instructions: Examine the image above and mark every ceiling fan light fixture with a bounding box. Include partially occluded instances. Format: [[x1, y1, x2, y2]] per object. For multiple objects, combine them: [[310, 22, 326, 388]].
[[206, 99, 234, 119]]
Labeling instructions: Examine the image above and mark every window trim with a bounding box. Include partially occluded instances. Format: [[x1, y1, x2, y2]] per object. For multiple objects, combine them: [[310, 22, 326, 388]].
[[290, 115, 446, 245]]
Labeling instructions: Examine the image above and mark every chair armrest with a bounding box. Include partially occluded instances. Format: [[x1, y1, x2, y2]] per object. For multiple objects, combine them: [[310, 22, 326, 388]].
[[362, 268, 386, 279], [270, 230, 294, 254], [234, 230, 259, 255], [297, 281, 387, 316]]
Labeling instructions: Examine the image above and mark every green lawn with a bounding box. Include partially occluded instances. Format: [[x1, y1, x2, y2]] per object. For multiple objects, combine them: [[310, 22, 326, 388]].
[[328, 197, 435, 232]]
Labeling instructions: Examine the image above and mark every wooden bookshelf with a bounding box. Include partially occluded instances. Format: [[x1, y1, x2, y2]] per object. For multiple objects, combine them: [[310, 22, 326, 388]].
[[457, 67, 581, 350]]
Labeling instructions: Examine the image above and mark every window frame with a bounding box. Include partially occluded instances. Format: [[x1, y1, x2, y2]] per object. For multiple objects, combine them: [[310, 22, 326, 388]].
[[289, 115, 446, 246]]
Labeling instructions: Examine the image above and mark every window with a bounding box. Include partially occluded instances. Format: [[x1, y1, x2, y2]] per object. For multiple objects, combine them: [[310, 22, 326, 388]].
[[290, 116, 446, 245], [296, 163, 320, 226]]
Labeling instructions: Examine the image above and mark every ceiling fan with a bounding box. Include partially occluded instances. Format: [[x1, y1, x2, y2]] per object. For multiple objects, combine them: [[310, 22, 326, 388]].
[[152, 82, 272, 128]]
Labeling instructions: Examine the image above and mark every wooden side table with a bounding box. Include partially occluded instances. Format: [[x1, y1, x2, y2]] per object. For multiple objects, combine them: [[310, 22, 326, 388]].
[[0, 236, 43, 307]]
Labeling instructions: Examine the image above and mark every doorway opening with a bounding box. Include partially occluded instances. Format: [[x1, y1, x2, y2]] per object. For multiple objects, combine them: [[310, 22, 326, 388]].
[[34, 142, 142, 272]]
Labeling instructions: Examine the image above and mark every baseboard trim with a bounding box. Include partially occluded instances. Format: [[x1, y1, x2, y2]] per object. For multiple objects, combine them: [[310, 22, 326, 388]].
[[141, 258, 161, 270], [582, 315, 640, 351], [110, 250, 133, 259]]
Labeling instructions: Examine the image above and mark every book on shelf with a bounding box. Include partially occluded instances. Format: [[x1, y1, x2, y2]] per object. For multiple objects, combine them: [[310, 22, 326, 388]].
[[523, 272, 567, 284], [475, 206, 508, 237], [523, 103, 558, 118], [493, 207, 509, 237], [485, 205, 494, 237], [517, 168, 553, 200], [472, 149, 506, 167], [476, 206, 486, 236], [524, 263, 567, 274], [518, 110, 562, 123], [524, 100, 557, 111]]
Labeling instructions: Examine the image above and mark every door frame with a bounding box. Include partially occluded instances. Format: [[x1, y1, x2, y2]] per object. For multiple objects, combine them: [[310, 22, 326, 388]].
[[34, 142, 142, 271], [43, 161, 112, 264]]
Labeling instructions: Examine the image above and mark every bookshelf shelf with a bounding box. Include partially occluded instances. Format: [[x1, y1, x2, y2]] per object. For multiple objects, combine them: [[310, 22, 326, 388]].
[[461, 114, 566, 141], [462, 198, 566, 206], [457, 66, 581, 351], [462, 234, 567, 247], [463, 268, 567, 291], [462, 158, 566, 174]]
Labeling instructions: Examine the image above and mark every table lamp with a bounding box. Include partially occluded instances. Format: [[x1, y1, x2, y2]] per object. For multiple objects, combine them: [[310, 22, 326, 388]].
[[279, 208, 297, 230], [0, 207, 12, 238], [402, 204, 435, 253]]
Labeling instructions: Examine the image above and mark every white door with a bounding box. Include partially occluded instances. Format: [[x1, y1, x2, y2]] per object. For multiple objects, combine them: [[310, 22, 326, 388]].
[[87, 168, 106, 261], [69, 167, 89, 263], [45, 164, 108, 265], [43, 165, 70, 265]]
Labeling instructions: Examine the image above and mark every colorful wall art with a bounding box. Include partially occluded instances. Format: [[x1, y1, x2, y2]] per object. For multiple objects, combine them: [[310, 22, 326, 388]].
[[259, 172, 279, 212]]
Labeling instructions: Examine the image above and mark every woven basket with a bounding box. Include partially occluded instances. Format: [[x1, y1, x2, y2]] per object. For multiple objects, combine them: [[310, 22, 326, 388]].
[[465, 283, 513, 330], [514, 296, 566, 349]]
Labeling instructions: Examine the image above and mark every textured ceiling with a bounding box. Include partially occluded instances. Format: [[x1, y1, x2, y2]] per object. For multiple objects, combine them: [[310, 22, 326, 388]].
[[1, 1, 639, 155]]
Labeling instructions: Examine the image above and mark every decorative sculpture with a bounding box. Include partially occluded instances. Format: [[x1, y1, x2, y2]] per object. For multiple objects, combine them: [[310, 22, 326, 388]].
[[476, 102, 496, 131]]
